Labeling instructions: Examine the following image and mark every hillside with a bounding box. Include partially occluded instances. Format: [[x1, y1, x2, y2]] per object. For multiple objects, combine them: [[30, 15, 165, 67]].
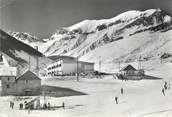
[[1, 9, 172, 73], [8, 31, 45, 49], [38, 9, 172, 69], [0, 29, 53, 76]]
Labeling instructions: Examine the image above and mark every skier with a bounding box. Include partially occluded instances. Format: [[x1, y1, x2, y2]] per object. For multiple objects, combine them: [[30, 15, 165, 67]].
[[43, 103, 47, 109], [164, 82, 168, 90], [62, 102, 65, 109], [121, 88, 123, 94], [24, 101, 28, 109], [19, 103, 23, 109], [11, 102, 14, 109], [162, 88, 165, 96], [115, 96, 118, 104], [10, 101, 12, 108], [48, 102, 51, 110]]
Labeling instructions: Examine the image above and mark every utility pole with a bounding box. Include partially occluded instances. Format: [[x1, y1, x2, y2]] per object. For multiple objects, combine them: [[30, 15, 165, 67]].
[[35, 46, 39, 76], [138, 55, 142, 70], [17, 62, 20, 76], [99, 56, 101, 72], [0, 5, 3, 61], [76, 57, 79, 81], [118, 61, 121, 71], [43, 91, 46, 105], [140, 56, 141, 70], [0, 30, 2, 61], [29, 55, 31, 70]]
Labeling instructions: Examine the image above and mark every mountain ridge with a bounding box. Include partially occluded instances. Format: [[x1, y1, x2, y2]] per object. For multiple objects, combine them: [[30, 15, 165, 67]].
[[2, 9, 172, 73], [0, 29, 53, 75], [38, 9, 172, 64]]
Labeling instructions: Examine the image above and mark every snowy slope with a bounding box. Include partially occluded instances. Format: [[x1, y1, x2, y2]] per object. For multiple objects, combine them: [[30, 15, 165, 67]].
[[0, 30, 53, 76], [8, 31, 45, 49], [39, 9, 172, 68], [4, 9, 172, 73]]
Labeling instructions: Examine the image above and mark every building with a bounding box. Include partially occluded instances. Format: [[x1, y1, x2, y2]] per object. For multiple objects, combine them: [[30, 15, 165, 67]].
[[1, 70, 41, 96], [16, 70, 41, 95], [119, 64, 144, 80], [46, 56, 94, 76], [0, 55, 41, 96]]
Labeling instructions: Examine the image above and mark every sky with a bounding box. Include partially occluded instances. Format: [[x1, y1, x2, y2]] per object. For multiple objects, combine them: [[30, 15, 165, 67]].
[[0, 0, 171, 38]]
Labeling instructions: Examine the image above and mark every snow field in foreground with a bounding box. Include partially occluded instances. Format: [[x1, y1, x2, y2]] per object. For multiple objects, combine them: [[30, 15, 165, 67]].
[[0, 63, 172, 117]]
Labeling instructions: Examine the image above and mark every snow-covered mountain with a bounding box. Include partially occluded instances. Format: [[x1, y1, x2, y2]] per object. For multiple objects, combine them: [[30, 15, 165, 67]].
[[39, 9, 172, 65], [0, 30, 53, 76], [8, 31, 45, 49], [2, 9, 172, 73]]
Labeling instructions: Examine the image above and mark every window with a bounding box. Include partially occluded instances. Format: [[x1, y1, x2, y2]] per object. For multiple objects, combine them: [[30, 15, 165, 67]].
[[6, 84, 10, 88], [8, 77, 10, 81], [26, 80, 28, 84]]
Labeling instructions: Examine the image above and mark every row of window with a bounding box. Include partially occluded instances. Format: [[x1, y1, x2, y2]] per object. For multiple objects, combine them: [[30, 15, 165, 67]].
[[47, 64, 62, 70], [47, 71, 62, 75], [47, 72, 62, 75]]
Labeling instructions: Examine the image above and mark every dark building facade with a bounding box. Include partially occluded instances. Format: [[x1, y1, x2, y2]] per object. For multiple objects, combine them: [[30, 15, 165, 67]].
[[1, 71, 41, 96]]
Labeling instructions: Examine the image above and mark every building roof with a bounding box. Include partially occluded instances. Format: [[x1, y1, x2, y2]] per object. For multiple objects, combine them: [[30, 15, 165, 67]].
[[79, 61, 94, 65], [48, 55, 94, 67], [0, 75, 16, 77], [17, 70, 41, 81], [49, 55, 75, 61], [120, 64, 136, 71]]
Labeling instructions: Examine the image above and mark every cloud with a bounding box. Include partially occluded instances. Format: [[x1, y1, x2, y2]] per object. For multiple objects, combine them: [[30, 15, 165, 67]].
[[0, 0, 15, 9]]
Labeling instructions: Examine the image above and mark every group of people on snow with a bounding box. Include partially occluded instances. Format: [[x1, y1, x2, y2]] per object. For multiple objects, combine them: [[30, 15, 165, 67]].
[[10, 101, 29, 110], [9, 100, 65, 113]]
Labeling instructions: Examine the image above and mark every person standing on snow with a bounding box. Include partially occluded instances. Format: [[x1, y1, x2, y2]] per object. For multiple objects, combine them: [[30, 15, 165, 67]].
[[10, 101, 12, 108], [62, 102, 65, 109], [164, 82, 168, 90], [48, 102, 51, 110], [162, 88, 165, 96], [121, 88, 124, 94], [115, 96, 118, 104], [11, 102, 14, 109]]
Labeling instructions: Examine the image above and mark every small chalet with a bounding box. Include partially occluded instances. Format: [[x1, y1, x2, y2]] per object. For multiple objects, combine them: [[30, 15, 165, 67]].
[[16, 71, 41, 95], [1, 70, 41, 96], [119, 64, 144, 80], [120, 64, 137, 76]]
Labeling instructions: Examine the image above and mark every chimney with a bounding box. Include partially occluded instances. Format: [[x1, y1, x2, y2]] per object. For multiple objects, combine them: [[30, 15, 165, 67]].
[[35, 46, 39, 76], [16, 64, 21, 76]]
